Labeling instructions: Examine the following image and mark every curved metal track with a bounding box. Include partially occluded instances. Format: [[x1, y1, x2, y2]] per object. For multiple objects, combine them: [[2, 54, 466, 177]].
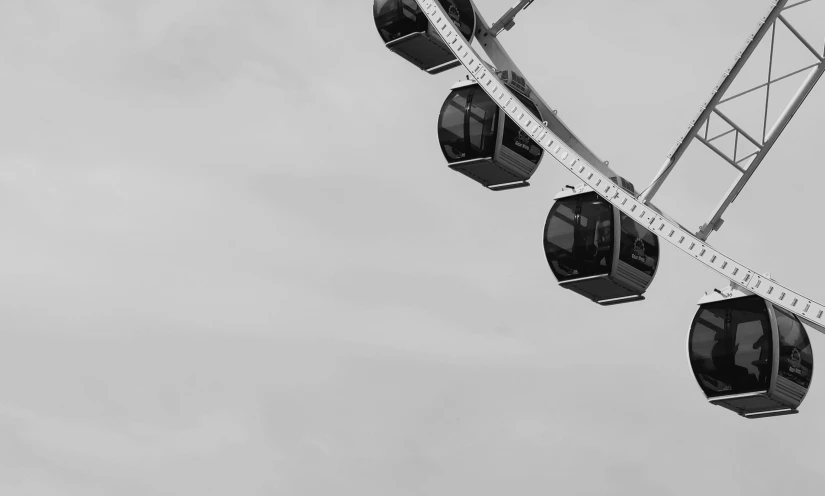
[[415, 0, 825, 333]]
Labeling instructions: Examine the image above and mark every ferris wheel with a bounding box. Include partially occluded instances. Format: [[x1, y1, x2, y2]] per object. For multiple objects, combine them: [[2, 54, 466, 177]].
[[373, 0, 825, 419]]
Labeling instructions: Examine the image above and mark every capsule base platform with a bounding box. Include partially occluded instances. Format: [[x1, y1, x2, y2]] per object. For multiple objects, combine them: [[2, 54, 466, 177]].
[[386, 32, 457, 73], [711, 392, 800, 419], [426, 59, 462, 75], [488, 181, 530, 191], [559, 271, 646, 305], [597, 295, 646, 306], [743, 409, 798, 419], [448, 157, 531, 190]]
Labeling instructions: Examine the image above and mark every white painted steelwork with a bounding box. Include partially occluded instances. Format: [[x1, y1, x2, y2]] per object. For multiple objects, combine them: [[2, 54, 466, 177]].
[[414, 0, 825, 335]]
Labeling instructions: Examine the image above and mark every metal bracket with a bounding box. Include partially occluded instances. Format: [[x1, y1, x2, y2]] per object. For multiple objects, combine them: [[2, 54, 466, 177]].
[[490, 0, 536, 35]]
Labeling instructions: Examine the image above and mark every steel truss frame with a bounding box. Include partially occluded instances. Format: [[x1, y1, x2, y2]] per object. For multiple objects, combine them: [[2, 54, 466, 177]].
[[412, 0, 825, 335], [637, 0, 825, 240]]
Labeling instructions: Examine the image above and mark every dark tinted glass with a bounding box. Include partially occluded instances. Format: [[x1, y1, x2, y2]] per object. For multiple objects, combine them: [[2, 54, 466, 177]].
[[500, 91, 543, 164], [689, 297, 772, 398], [374, 0, 429, 44], [544, 197, 576, 279], [544, 193, 613, 282], [437, 0, 475, 41], [438, 87, 471, 162], [690, 306, 728, 394], [467, 91, 498, 156], [774, 307, 813, 388], [438, 86, 497, 164], [374, 0, 474, 45], [729, 304, 772, 388], [617, 212, 659, 277]]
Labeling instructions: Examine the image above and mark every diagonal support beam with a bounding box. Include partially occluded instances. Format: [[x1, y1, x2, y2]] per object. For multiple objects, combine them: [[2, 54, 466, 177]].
[[713, 109, 763, 149], [778, 14, 825, 61], [717, 62, 820, 104], [707, 128, 736, 143], [695, 135, 748, 174], [784, 0, 813, 9], [638, 0, 791, 204]]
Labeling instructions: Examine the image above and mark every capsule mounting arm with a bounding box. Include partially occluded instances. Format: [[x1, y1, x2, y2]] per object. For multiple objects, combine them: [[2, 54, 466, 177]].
[[470, 0, 615, 179], [489, 0, 536, 35]]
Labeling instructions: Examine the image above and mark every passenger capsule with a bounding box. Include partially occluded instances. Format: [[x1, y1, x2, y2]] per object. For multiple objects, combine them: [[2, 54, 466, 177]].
[[438, 80, 544, 190], [543, 185, 659, 304], [688, 288, 813, 419], [373, 0, 476, 74]]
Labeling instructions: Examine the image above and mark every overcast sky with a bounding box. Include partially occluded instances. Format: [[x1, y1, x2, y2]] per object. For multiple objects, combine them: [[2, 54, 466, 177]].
[[0, 0, 824, 494]]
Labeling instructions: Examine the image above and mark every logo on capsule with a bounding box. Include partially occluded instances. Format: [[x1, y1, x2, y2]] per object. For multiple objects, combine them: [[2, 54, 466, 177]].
[[446, 2, 461, 24], [515, 129, 532, 150], [632, 237, 646, 262], [789, 348, 803, 374]]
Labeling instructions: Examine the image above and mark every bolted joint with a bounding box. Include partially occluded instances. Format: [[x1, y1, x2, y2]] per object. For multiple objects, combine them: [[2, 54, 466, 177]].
[[697, 218, 725, 240]]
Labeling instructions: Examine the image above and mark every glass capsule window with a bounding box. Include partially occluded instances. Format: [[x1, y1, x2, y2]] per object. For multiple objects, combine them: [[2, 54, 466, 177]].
[[617, 212, 659, 277], [467, 91, 499, 156], [544, 193, 614, 282], [689, 296, 773, 398], [500, 91, 543, 165], [438, 86, 499, 164], [373, 0, 475, 44], [439, 87, 472, 162], [374, 0, 429, 44], [774, 307, 813, 388]]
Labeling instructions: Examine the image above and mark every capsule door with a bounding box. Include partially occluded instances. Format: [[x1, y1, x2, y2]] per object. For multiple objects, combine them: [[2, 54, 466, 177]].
[[611, 210, 659, 296], [544, 192, 619, 300], [438, 84, 499, 165], [494, 91, 543, 179], [769, 305, 813, 408], [374, 0, 475, 74]]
